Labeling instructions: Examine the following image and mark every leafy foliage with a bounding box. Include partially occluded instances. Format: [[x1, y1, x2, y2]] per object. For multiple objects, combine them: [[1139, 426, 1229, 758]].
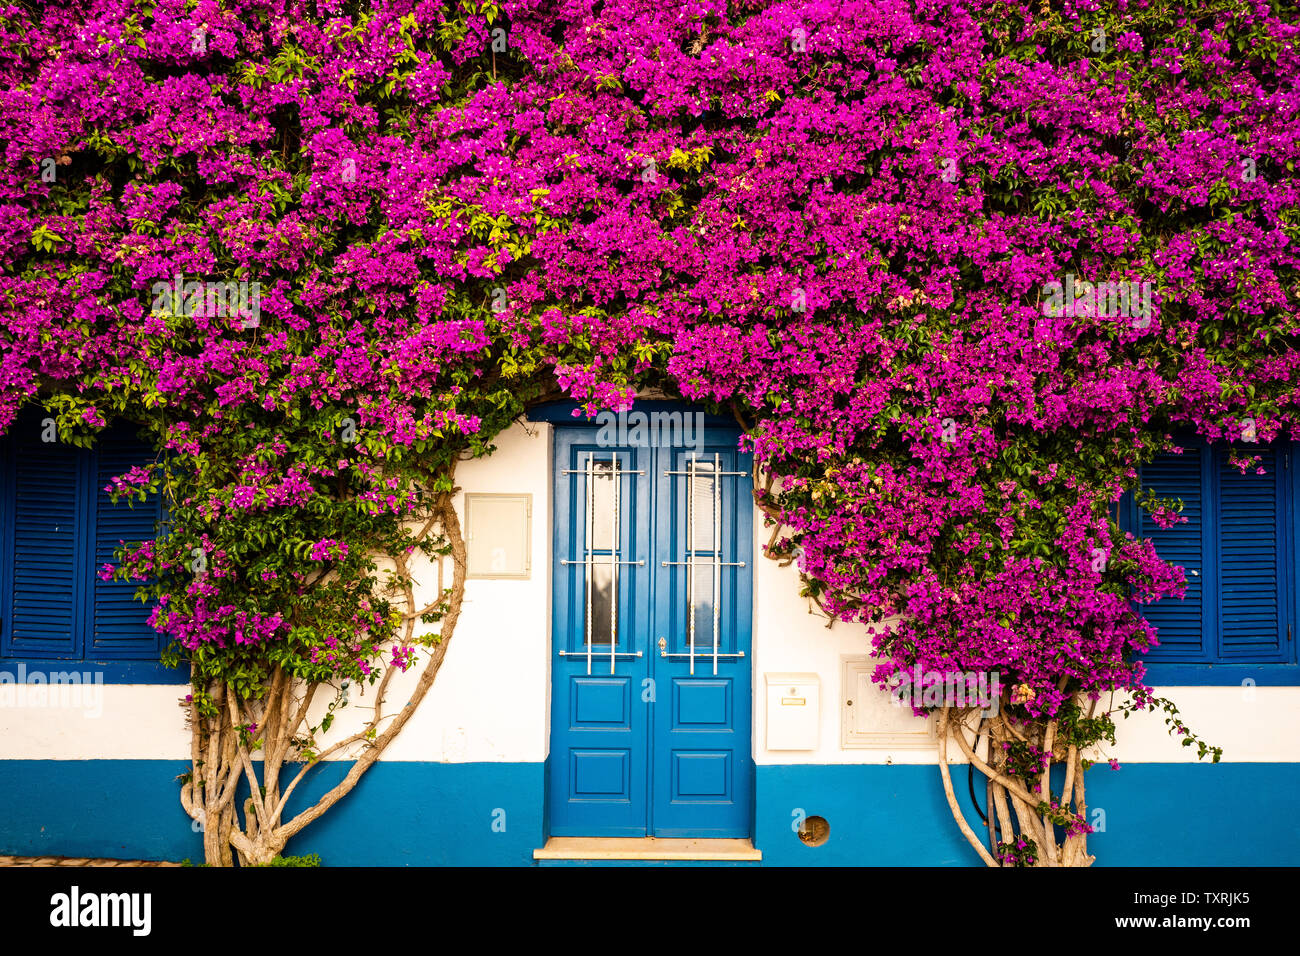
[[0, 0, 1293, 774]]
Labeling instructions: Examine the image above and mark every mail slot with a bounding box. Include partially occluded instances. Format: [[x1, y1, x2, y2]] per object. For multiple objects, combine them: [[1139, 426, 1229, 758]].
[[765, 673, 819, 750]]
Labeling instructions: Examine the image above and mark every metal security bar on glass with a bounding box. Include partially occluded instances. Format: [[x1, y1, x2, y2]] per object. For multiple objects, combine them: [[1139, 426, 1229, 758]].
[[559, 457, 644, 675], [661, 452, 747, 675]]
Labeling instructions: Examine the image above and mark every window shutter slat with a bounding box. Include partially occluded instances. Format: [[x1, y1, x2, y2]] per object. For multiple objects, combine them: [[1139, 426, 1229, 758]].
[[91, 430, 161, 658], [1138, 449, 1206, 659], [6, 442, 82, 657], [1218, 449, 1286, 660]]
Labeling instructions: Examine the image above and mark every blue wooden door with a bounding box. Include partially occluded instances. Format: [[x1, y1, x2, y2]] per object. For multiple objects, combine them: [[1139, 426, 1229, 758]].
[[549, 433, 653, 836], [651, 437, 754, 837], [549, 424, 753, 838]]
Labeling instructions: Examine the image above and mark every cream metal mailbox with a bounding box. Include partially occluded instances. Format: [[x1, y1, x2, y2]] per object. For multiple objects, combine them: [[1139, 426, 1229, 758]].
[[765, 673, 820, 750]]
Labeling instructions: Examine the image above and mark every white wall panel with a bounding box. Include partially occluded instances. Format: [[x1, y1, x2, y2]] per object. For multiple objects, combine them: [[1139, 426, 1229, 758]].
[[749, 513, 1300, 765], [4, 424, 1297, 771], [0, 421, 554, 764]]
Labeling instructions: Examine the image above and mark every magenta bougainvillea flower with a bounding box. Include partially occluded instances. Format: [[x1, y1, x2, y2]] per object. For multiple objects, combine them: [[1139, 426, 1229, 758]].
[[0, 0, 1294, 724]]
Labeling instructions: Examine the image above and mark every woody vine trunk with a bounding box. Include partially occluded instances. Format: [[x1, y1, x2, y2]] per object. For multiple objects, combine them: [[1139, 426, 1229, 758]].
[[938, 705, 1096, 868], [179, 483, 467, 866]]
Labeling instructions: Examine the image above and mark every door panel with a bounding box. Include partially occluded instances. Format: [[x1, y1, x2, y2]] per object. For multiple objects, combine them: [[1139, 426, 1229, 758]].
[[549, 438, 650, 835], [651, 440, 753, 836], [548, 424, 753, 838]]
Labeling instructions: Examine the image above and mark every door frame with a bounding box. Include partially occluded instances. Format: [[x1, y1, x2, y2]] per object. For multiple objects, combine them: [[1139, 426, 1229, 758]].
[[529, 401, 757, 841]]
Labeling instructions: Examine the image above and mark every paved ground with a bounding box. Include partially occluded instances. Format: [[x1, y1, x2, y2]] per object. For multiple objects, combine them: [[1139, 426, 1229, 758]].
[[0, 855, 183, 867]]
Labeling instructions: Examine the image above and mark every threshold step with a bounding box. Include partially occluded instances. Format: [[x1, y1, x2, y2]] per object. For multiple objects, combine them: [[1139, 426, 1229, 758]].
[[534, 837, 761, 862]]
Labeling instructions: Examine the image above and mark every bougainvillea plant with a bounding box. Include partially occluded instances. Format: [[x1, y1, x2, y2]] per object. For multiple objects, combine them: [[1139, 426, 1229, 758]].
[[1, 0, 1294, 865]]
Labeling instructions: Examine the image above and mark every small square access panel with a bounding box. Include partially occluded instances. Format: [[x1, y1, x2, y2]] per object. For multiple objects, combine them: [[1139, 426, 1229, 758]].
[[672, 751, 732, 801], [465, 493, 532, 579]]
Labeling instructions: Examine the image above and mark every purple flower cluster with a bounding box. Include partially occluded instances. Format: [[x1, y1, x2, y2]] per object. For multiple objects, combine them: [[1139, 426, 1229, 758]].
[[0, 0, 1295, 698]]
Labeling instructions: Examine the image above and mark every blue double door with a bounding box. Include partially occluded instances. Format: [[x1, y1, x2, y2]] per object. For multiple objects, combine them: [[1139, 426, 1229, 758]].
[[549, 424, 754, 838]]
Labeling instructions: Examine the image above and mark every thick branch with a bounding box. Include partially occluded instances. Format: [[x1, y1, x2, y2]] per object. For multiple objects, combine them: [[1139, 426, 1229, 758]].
[[278, 488, 468, 842], [228, 692, 270, 830], [949, 713, 1045, 810], [937, 707, 999, 867], [1039, 720, 1059, 866]]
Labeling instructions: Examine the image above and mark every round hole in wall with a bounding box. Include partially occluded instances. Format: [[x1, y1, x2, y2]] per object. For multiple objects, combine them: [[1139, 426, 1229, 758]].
[[797, 815, 830, 847]]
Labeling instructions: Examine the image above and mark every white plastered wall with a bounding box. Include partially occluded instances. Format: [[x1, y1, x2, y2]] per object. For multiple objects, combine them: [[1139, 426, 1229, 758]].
[[0, 420, 555, 764], [750, 525, 1300, 765], [3, 417, 1297, 768]]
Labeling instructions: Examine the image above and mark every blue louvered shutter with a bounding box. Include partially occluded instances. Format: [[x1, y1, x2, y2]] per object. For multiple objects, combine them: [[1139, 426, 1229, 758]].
[[4, 437, 85, 658], [91, 427, 161, 658], [1137, 446, 1208, 660], [1216, 447, 1288, 662]]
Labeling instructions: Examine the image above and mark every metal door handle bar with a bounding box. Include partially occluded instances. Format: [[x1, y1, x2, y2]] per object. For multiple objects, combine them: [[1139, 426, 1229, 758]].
[[562, 468, 644, 475], [660, 650, 745, 658], [610, 458, 619, 677], [560, 650, 643, 658], [662, 470, 748, 476], [564, 559, 645, 566]]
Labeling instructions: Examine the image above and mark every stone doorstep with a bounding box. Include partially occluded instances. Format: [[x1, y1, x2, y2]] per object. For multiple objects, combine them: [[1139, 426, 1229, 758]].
[[2, 842, 764, 866], [0, 856, 183, 867], [533, 837, 762, 862]]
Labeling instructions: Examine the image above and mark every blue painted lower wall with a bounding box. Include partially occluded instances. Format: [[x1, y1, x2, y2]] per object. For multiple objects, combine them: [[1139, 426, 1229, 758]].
[[0, 760, 544, 866], [1, 760, 1296, 865], [756, 763, 1300, 865]]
